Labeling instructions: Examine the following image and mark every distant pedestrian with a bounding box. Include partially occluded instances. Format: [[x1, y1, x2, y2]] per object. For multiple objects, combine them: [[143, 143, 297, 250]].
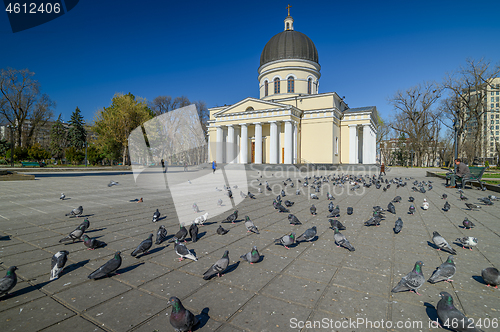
[[380, 163, 386, 176], [212, 160, 217, 174], [184, 162, 188, 172]]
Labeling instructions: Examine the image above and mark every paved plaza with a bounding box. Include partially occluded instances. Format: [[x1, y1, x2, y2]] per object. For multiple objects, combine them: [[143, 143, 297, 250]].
[[0, 166, 499, 332]]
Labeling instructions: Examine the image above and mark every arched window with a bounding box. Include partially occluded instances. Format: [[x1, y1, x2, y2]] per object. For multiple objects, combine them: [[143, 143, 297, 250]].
[[308, 78, 312, 94], [274, 77, 280, 94], [287, 77, 294, 93], [286, 22, 290, 30], [264, 80, 268, 97]]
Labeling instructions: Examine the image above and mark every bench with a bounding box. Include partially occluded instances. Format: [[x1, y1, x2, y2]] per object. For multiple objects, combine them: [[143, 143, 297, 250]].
[[455, 166, 487, 190], [21, 161, 46, 167]]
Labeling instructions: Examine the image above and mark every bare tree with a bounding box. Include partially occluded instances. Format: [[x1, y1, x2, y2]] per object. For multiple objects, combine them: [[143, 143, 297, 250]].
[[375, 114, 390, 163], [388, 82, 442, 166], [149, 96, 173, 115], [0, 68, 55, 147]]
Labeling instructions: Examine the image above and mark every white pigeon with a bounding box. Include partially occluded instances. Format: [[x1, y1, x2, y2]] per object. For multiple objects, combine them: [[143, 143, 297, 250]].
[[422, 199, 429, 210], [194, 212, 209, 226], [60, 193, 65, 200]]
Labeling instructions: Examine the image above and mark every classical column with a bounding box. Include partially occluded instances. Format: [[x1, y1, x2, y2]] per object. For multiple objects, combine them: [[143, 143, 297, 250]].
[[269, 121, 278, 164], [277, 121, 282, 163], [284, 120, 293, 164], [254, 122, 262, 164], [216, 126, 224, 163], [348, 124, 357, 164], [371, 126, 377, 164], [362, 124, 372, 164], [226, 125, 235, 163], [240, 124, 248, 163], [293, 121, 298, 163]]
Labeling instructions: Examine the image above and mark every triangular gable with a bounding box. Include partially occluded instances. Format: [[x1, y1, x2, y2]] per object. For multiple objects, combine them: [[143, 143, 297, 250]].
[[213, 97, 289, 117]]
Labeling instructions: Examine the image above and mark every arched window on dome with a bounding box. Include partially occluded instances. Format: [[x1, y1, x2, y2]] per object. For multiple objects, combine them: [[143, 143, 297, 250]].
[[274, 77, 280, 94], [308, 78, 312, 94], [264, 80, 268, 97], [287, 77, 294, 93]]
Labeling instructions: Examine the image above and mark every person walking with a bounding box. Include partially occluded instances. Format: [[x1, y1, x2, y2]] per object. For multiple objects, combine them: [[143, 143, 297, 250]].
[[212, 160, 217, 174], [380, 163, 386, 176]]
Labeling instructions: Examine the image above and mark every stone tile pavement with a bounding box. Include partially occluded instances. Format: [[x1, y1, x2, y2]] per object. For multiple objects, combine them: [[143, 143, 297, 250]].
[[0, 166, 499, 331]]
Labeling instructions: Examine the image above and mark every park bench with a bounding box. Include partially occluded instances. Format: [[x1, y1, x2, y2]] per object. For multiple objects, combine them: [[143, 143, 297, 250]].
[[450, 166, 486, 190], [21, 161, 46, 167]]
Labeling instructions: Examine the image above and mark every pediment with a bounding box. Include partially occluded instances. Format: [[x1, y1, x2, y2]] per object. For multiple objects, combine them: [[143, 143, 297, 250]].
[[213, 97, 289, 117]]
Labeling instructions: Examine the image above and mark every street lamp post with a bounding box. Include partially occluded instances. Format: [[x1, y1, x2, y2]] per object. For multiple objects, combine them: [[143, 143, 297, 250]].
[[6, 125, 16, 167], [453, 117, 458, 172]]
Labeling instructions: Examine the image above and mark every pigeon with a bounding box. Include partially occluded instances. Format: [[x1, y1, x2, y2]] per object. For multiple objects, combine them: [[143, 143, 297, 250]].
[[168, 226, 188, 243], [310, 204, 317, 215], [394, 217, 403, 234], [329, 219, 345, 230], [78, 219, 90, 232], [328, 205, 340, 218], [481, 267, 500, 288], [443, 201, 451, 211], [428, 256, 456, 284], [247, 192, 256, 199], [0, 266, 18, 297], [88, 251, 122, 279], [155, 225, 168, 245], [60, 193, 65, 200], [460, 193, 468, 201], [258, 188, 262, 193], [409, 197, 414, 202], [437, 292, 483, 332], [216, 225, 229, 235], [83, 234, 106, 250], [465, 203, 481, 210], [387, 202, 396, 214], [240, 191, 247, 199], [328, 202, 334, 212], [488, 195, 498, 201], [223, 210, 238, 223], [189, 223, 199, 243], [168, 296, 199, 332], [217, 199, 223, 207], [274, 232, 296, 249], [364, 217, 381, 227], [442, 193, 447, 199], [227, 189, 233, 198], [455, 236, 478, 250], [310, 193, 319, 199], [422, 199, 429, 210], [194, 212, 209, 226], [59, 224, 85, 243], [240, 246, 260, 264], [244, 216, 259, 234], [409, 204, 415, 215], [65, 206, 83, 217], [276, 204, 289, 213], [281, 189, 286, 197], [478, 197, 493, 205], [50, 251, 69, 280], [192, 203, 200, 213], [284, 200, 294, 207], [296, 189, 300, 195], [347, 207, 353, 215], [391, 261, 425, 295], [296, 226, 317, 242], [432, 231, 457, 255], [462, 218, 475, 229], [393, 196, 402, 203], [108, 180, 119, 187], [152, 209, 160, 222], [419, 187, 426, 194], [288, 214, 302, 225], [131, 234, 153, 257], [327, 192, 334, 200], [203, 250, 229, 279], [174, 240, 197, 261], [333, 227, 355, 251]]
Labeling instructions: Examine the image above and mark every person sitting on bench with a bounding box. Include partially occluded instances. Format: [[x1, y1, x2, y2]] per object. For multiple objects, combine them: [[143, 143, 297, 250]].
[[446, 158, 470, 188]]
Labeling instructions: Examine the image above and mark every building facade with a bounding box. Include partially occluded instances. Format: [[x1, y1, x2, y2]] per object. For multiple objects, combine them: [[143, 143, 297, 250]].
[[208, 11, 378, 165]]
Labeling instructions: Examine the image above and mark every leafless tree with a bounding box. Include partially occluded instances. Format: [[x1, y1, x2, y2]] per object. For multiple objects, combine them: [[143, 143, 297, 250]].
[[0, 68, 55, 147]]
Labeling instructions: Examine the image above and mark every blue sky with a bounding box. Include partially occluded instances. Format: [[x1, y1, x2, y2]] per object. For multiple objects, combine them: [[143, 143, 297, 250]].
[[1, 0, 499, 124]]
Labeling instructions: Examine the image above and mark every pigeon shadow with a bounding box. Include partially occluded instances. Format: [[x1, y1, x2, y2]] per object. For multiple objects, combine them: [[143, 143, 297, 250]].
[[165, 234, 176, 242], [427, 241, 440, 250], [62, 259, 90, 276], [202, 221, 217, 226], [0, 235, 11, 241], [197, 231, 207, 240], [147, 246, 165, 255], [85, 228, 107, 233], [224, 261, 240, 275], [116, 262, 144, 274], [129, 199, 140, 202], [424, 302, 454, 330], [5, 282, 43, 299], [75, 214, 95, 218], [157, 216, 167, 222], [472, 275, 487, 285]]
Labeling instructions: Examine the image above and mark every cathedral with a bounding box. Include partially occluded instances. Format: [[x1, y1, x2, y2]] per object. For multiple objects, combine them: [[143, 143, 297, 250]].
[[208, 9, 377, 165]]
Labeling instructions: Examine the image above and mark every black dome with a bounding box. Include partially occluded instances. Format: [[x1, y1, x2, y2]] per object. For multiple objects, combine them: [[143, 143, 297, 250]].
[[260, 30, 319, 67]]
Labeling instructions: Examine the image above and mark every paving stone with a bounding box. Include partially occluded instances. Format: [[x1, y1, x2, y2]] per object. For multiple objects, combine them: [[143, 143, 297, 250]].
[[140, 270, 208, 299], [40, 315, 106, 332], [0, 280, 46, 312]]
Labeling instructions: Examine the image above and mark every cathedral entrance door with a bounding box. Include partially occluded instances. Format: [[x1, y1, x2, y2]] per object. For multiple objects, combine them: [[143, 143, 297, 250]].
[[251, 142, 255, 163]]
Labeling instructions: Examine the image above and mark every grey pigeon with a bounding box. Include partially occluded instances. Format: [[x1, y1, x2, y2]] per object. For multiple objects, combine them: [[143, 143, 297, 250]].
[[481, 267, 500, 288], [296, 189, 300, 195], [333, 227, 355, 251], [0, 266, 18, 297], [189, 223, 199, 243], [460, 193, 468, 201], [276, 203, 289, 213], [488, 195, 498, 201], [288, 214, 302, 225], [244, 216, 259, 234], [83, 234, 106, 250], [88, 251, 122, 279], [241, 246, 260, 264], [432, 231, 457, 255], [347, 207, 353, 215], [478, 197, 493, 205], [393, 196, 402, 203], [328, 201, 334, 212], [394, 217, 403, 234], [310, 204, 317, 215], [328, 205, 340, 218], [391, 261, 425, 295], [462, 218, 475, 229], [174, 240, 197, 261], [284, 200, 294, 207], [329, 219, 345, 230], [310, 193, 319, 199], [155, 225, 168, 245], [203, 250, 229, 279], [60, 193, 65, 200], [247, 192, 256, 199], [327, 192, 334, 200], [419, 187, 426, 193], [455, 236, 478, 250], [364, 216, 381, 227], [168, 226, 188, 243], [465, 203, 481, 210], [131, 234, 153, 257], [281, 189, 286, 197], [217, 199, 223, 207], [78, 219, 90, 233], [240, 191, 247, 199], [216, 225, 229, 235], [274, 232, 296, 249], [387, 202, 396, 214], [443, 201, 451, 211], [192, 203, 200, 213], [59, 224, 85, 243], [50, 251, 69, 280], [442, 193, 447, 199], [428, 256, 456, 284], [168, 296, 199, 332], [409, 196, 415, 202], [222, 210, 238, 223], [437, 292, 483, 331], [152, 209, 160, 222], [296, 226, 317, 242], [65, 206, 83, 217], [108, 180, 119, 187], [409, 204, 415, 215]]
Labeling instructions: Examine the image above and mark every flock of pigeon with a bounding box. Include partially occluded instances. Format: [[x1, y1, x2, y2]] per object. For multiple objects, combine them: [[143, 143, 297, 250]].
[[1, 173, 500, 332]]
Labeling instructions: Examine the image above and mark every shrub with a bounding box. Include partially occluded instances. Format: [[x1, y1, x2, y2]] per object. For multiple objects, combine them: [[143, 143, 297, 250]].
[[65, 147, 85, 164]]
